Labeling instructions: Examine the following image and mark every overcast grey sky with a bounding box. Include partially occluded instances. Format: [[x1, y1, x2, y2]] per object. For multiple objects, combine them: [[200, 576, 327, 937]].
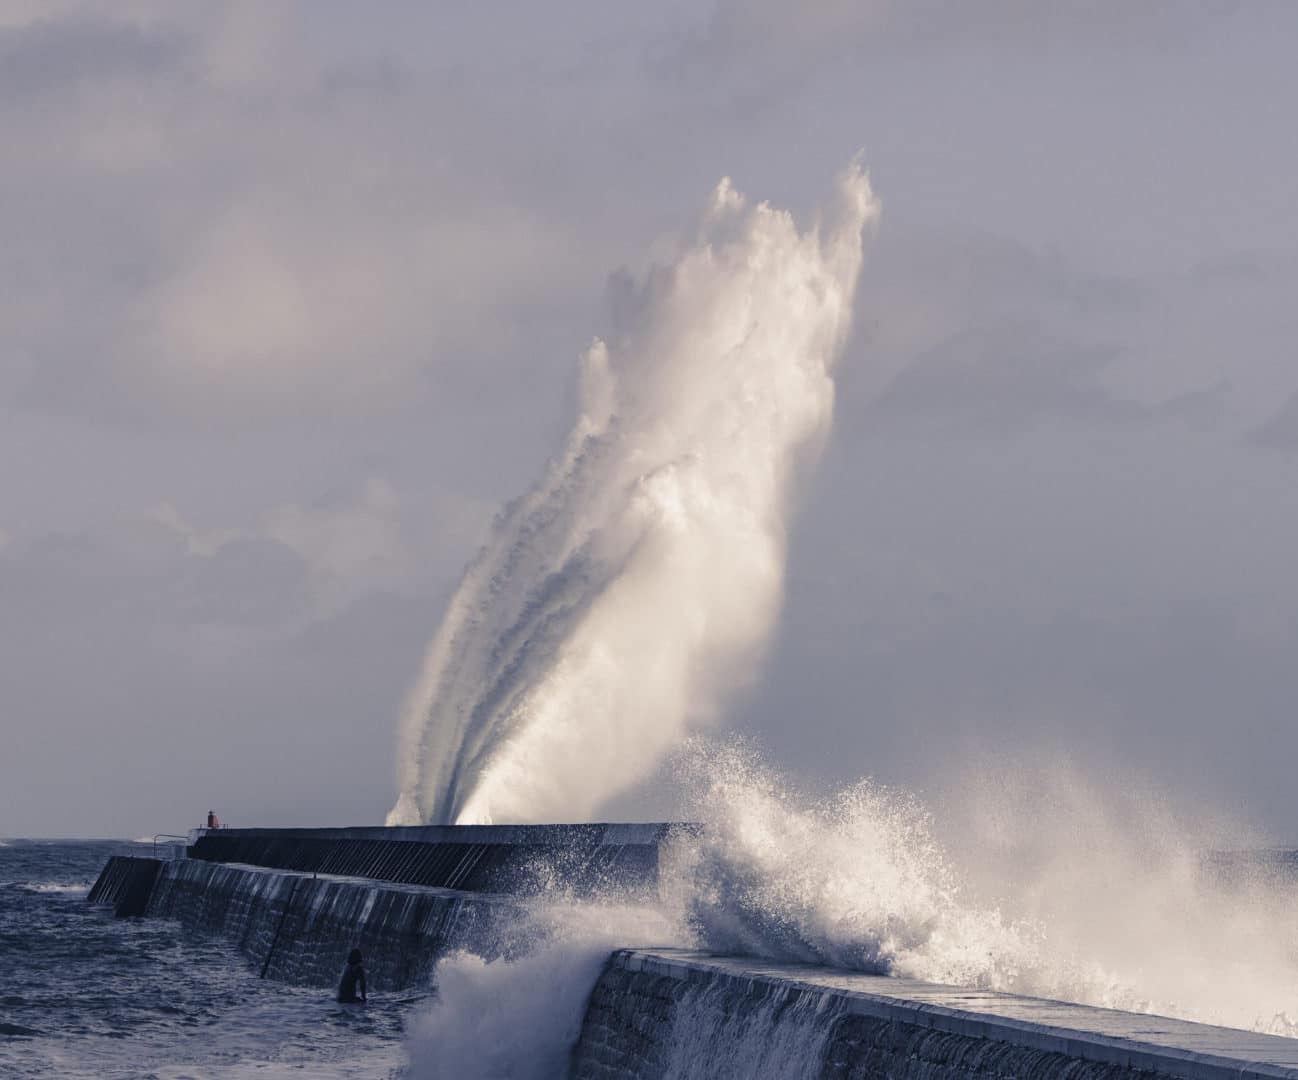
[[3, 2, 1297, 839]]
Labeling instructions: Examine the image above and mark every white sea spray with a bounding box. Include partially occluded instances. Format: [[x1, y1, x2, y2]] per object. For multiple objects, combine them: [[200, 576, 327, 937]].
[[389, 162, 877, 827]]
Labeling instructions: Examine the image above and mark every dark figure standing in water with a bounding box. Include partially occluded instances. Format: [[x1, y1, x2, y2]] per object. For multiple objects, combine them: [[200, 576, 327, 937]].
[[336, 948, 367, 1004]]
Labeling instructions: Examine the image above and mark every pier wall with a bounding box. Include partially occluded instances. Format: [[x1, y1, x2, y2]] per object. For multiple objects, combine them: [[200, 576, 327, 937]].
[[92, 854, 516, 989], [85, 854, 162, 917], [570, 951, 1298, 1080], [89, 824, 683, 991], [187, 823, 681, 897], [89, 830, 1298, 1078]]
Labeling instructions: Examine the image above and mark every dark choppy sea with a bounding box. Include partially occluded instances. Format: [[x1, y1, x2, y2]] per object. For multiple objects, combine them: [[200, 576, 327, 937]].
[[0, 840, 423, 1078]]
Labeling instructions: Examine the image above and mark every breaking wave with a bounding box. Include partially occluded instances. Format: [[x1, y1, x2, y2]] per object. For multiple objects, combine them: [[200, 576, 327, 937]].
[[17, 881, 92, 896], [389, 162, 877, 827], [407, 743, 1298, 1075], [395, 161, 1298, 1075]]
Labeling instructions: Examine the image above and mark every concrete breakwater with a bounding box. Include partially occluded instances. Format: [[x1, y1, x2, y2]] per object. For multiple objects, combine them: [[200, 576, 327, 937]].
[[90, 854, 518, 989], [188, 823, 682, 897], [89, 829, 1298, 1077], [570, 950, 1298, 1080], [87, 823, 683, 991], [85, 853, 162, 916]]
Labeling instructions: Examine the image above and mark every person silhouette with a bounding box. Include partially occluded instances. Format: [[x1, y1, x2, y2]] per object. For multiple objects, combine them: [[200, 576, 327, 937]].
[[336, 948, 367, 1004]]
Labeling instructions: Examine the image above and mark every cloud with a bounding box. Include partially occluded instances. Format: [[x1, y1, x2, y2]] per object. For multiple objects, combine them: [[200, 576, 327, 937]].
[[657, 0, 1214, 94], [0, 10, 183, 101], [0, 460, 497, 834], [0, 470, 484, 677], [867, 323, 1144, 434], [833, 228, 1148, 435], [1192, 249, 1298, 285], [176, 536, 312, 626], [1157, 381, 1231, 430], [0, 518, 444, 836], [0, 5, 591, 428], [1248, 391, 1298, 451], [3, 0, 1298, 847], [144, 475, 489, 627]]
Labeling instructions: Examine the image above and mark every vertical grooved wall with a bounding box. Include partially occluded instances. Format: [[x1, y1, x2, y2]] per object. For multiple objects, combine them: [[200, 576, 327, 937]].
[[91, 855, 516, 990]]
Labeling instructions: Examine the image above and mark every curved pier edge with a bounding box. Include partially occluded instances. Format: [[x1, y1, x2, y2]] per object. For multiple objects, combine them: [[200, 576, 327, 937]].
[[571, 949, 1298, 1080]]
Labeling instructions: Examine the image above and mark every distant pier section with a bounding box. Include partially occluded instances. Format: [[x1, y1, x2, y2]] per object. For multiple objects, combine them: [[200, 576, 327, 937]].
[[186, 822, 686, 896], [87, 823, 691, 989]]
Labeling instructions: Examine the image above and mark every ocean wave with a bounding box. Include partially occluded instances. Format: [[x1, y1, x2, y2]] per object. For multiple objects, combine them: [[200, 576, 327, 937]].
[[406, 743, 1298, 1075], [406, 903, 676, 1080], [15, 882, 91, 896]]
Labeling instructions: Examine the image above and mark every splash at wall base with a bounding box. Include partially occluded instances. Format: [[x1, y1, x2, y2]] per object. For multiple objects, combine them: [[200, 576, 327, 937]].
[[87, 828, 1298, 1078]]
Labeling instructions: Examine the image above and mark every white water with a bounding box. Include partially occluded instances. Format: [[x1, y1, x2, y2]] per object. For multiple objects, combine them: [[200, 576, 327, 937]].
[[653, 973, 841, 1080], [667, 742, 1037, 987], [674, 744, 1298, 1030], [395, 163, 1298, 1074], [388, 163, 877, 827], [18, 881, 92, 896], [404, 904, 678, 1080], [405, 743, 1298, 1076]]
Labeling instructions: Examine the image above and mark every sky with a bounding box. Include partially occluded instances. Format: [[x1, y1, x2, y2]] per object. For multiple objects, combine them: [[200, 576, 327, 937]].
[[2, 1, 1297, 839]]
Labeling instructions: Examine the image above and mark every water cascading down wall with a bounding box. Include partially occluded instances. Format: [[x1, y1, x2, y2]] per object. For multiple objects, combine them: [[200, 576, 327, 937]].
[[571, 951, 1298, 1080], [88, 827, 1298, 1079], [88, 824, 677, 989]]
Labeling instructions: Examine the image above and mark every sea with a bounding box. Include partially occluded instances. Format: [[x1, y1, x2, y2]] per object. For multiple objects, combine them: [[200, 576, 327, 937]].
[[5, 821, 1297, 1078], [0, 840, 420, 1079]]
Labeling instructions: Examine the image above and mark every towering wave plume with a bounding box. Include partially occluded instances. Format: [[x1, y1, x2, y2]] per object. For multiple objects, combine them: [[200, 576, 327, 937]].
[[389, 163, 878, 826]]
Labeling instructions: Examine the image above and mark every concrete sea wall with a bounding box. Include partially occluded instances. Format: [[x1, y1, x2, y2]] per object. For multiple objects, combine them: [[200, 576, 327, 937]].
[[570, 951, 1298, 1080], [85, 854, 162, 917], [189, 823, 682, 897], [89, 824, 685, 991], [90, 830, 1298, 1078], [92, 854, 517, 989]]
